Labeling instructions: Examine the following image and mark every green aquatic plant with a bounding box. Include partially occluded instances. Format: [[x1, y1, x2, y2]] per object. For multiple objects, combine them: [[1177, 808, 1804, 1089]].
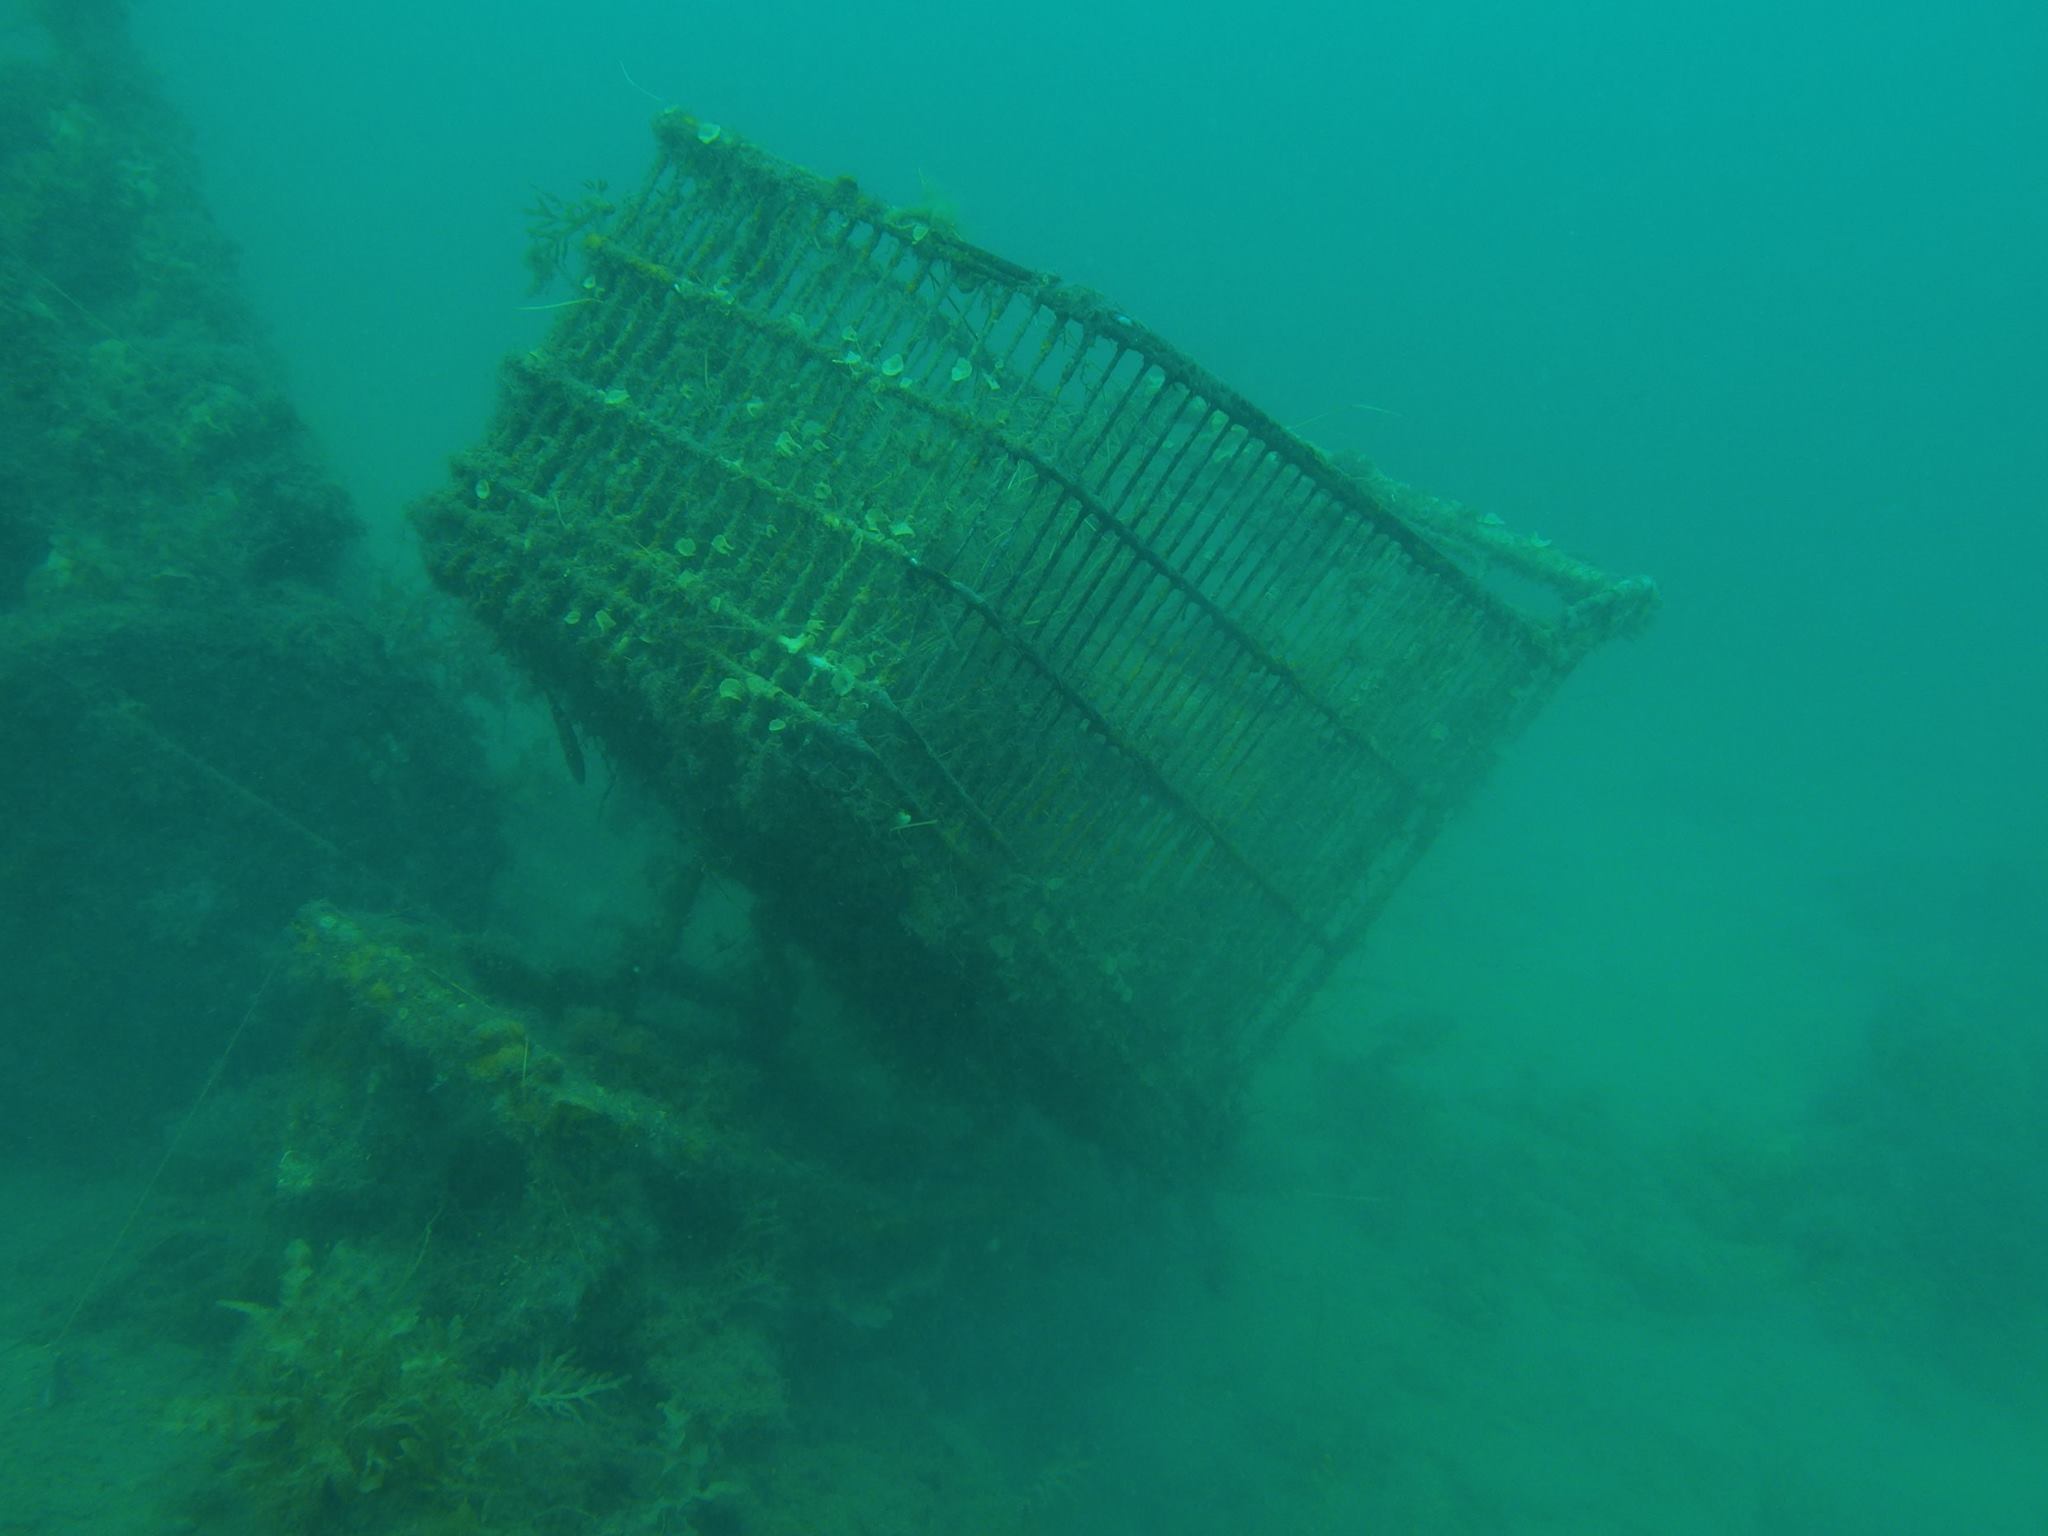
[[524, 179, 614, 292], [522, 1348, 625, 1419], [185, 1239, 626, 1533], [886, 166, 965, 243]]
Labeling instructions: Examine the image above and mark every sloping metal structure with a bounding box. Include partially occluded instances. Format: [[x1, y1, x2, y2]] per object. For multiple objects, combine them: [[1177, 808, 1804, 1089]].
[[414, 111, 1656, 1163]]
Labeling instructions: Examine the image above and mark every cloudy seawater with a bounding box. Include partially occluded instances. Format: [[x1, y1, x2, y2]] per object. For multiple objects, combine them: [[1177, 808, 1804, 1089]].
[[2, 0, 2042, 1529]]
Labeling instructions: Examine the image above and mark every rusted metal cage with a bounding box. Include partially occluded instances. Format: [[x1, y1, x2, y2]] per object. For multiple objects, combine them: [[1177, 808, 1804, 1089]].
[[413, 110, 1656, 1164]]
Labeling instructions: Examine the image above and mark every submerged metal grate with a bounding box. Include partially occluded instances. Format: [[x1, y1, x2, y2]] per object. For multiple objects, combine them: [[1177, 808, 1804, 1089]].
[[414, 111, 1656, 1161]]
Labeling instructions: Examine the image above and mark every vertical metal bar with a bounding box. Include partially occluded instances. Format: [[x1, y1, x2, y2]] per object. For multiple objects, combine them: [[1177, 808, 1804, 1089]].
[[1090, 446, 1292, 715]]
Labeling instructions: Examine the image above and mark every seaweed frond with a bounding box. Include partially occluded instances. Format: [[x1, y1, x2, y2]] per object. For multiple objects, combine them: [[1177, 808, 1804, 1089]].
[[521, 1348, 625, 1419]]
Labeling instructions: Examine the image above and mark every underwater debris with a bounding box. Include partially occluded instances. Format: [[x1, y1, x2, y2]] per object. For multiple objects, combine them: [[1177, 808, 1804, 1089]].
[[412, 108, 1656, 1168]]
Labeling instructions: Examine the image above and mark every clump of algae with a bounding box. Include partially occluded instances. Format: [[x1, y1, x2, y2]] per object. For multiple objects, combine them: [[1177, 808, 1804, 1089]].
[[176, 1239, 622, 1534]]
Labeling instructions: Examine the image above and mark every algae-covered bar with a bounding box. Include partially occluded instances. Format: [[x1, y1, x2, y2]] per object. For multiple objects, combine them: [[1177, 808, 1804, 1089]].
[[413, 110, 1656, 1163]]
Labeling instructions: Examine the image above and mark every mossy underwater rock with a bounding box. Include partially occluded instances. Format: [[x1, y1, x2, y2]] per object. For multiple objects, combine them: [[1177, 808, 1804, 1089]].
[[0, 0, 501, 1154], [0, 0, 357, 600], [0, 592, 503, 1153]]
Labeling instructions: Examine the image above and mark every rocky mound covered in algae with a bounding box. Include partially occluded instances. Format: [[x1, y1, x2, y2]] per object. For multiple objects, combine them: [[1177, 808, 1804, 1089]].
[[0, 0, 501, 1154]]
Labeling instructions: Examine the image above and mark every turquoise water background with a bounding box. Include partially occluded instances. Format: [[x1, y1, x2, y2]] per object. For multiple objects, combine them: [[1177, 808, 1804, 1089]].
[[11, 0, 2047, 1528]]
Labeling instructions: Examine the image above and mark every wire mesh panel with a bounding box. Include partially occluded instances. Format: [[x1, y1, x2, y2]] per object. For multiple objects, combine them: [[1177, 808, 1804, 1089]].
[[414, 111, 1657, 1164]]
